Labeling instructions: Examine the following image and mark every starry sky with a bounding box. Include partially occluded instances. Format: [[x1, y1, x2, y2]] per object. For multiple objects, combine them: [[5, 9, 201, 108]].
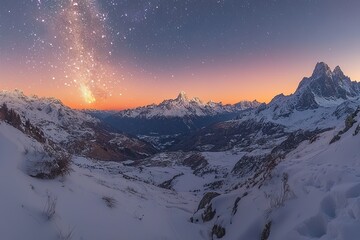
[[1, 0, 360, 109]]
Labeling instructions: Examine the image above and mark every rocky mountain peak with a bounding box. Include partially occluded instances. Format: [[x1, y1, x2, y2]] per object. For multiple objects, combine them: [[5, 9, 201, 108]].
[[333, 65, 345, 78], [175, 91, 189, 102], [296, 62, 355, 98], [268, 62, 360, 117], [311, 62, 332, 78]]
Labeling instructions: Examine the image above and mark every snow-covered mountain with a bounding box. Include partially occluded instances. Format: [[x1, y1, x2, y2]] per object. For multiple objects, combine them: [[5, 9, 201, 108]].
[[0, 89, 98, 143], [173, 62, 360, 152], [98, 92, 260, 136], [266, 62, 360, 119], [0, 90, 157, 161], [0, 122, 204, 240], [116, 91, 260, 119], [234, 62, 360, 131]]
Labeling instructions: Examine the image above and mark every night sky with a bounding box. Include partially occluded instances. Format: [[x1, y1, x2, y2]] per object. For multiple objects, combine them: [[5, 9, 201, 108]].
[[1, 0, 360, 109]]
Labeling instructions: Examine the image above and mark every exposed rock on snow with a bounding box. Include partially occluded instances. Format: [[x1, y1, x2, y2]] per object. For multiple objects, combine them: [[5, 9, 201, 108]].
[[197, 192, 221, 211]]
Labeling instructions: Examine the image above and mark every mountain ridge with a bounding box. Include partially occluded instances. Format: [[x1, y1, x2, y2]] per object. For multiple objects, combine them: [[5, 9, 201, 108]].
[[263, 62, 360, 119], [0, 90, 157, 161], [115, 91, 261, 119]]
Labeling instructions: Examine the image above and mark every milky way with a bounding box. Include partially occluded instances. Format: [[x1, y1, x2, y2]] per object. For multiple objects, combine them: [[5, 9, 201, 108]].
[[34, 0, 117, 103]]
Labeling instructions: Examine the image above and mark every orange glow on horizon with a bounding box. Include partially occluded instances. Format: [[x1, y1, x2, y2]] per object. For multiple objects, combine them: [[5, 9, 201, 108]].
[[2, 55, 360, 110]]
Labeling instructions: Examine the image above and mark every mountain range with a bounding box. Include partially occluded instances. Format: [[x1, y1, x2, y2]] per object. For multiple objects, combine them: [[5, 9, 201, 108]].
[[94, 92, 261, 136], [115, 91, 260, 118], [2, 62, 360, 239], [173, 62, 360, 151]]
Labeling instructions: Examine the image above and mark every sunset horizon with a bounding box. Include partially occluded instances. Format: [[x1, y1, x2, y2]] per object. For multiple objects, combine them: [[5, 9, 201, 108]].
[[2, 60, 360, 110]]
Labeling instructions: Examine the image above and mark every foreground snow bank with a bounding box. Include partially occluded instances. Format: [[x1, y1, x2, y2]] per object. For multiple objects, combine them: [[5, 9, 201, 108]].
[[0, 122, 207, 240]]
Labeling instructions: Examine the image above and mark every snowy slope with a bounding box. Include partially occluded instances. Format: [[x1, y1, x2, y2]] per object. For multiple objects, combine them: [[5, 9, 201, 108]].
[[192, 111, 360, 240], [0, 122, 207, 240]]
